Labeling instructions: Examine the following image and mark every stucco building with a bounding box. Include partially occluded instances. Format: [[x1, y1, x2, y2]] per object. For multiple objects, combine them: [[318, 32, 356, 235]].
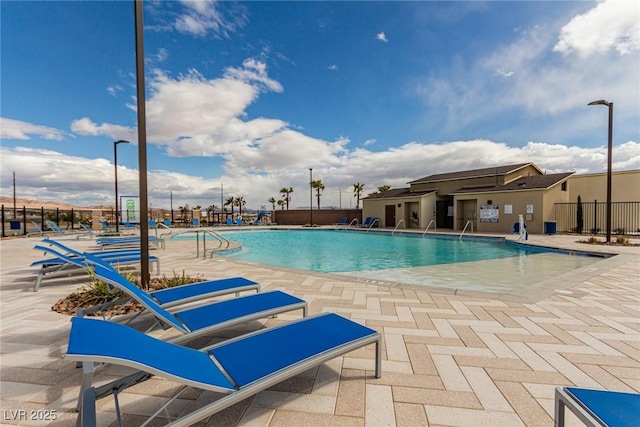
[[363, 163, 639, 234]]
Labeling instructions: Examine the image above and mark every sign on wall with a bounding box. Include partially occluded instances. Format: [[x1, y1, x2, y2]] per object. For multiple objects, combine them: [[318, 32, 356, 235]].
[[480, 205, 499, 222], [120, 195, 140, 224]]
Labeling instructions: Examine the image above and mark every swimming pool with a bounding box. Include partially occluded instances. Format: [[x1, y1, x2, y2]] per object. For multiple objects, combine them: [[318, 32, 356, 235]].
[[207, 229, 602, 294]]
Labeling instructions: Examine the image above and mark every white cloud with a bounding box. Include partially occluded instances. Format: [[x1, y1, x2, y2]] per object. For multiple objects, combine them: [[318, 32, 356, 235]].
[[0, 118, 64, 141], [2, 140, 637, 209], [70, 118, 137, 142], [554, 0, 639, 57], [328, 64, 338, 71], [172, 0, 247, 38], [376, 32, 388, 42], [107, 84, 123, 97]]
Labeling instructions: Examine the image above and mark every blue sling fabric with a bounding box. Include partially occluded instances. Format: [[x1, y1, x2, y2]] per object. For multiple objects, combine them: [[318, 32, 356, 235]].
[[566, 387, 640, 427], [210, 313, 377, 387], [175, 290, 303, 330], [67, 317, 235, 391], [86, 257, 188, 333], [151, 277, 257, 305]]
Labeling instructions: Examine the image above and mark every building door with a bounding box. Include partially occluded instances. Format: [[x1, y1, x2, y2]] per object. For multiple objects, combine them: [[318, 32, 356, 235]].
[[436, 200, 454, 228], [385, 205, 396, 227]]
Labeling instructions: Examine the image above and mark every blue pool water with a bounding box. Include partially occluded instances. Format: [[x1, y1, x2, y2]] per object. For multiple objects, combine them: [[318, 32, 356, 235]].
[[213, 229, 541, 272]]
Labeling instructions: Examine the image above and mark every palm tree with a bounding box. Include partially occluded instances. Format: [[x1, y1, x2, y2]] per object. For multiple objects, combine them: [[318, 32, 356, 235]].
[[280, 187, 293, 210], [206, 204, 217, 224], [367, 184, 391, 197], [353, 182, 365, 209], [236, 196, 246, 216], [311, 179, 325, 210], [268, 197, 277, 211], [277, 199, 285, 210], [178, 204, 189, 222], [224, 196, 235, 217]]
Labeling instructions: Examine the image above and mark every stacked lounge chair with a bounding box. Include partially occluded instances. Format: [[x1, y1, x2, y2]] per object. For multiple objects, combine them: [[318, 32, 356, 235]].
[[61, 253, 382, 425]]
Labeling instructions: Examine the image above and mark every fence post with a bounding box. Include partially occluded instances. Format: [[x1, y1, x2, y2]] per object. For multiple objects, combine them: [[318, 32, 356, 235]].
[[1, 205, 5, 238], [40, 207, 44, 231], [71, 208, 74, 230], [593, 200, 597, 235], [56, 208, 59, 225]]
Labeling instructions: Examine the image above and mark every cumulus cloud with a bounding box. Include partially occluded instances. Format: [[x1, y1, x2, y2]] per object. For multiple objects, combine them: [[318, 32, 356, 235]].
[[70, 118, 137, 142], [376, 32, 388, 42], [554, 0, 639, 57], [2, 140, 638, 209], [0, 118, 64, 141], [328, 64, 338, 71]]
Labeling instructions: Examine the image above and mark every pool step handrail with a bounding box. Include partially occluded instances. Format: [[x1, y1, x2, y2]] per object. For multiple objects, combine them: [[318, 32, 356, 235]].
[[392, 219, 405, 235], [158, 222, 173, 239], [459, 221, 473, 240], [422, 220, 436, 236], [366, 218, 379, 232], [345, 218, 359, 230], [173, 229, 231, 258]]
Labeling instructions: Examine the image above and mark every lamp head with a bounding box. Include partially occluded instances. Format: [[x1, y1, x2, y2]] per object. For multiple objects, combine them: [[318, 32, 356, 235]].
[[588, 100, 611, 107], [115, 139, 130, 145]]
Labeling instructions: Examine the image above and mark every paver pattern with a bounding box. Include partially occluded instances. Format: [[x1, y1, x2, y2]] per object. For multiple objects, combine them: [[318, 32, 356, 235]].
[[1, 230, 638, 426]]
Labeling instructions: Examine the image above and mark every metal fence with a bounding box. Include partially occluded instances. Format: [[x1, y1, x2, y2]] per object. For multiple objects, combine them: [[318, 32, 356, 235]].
[[0, 205, 270, 237], [553, 201, 640, 235]]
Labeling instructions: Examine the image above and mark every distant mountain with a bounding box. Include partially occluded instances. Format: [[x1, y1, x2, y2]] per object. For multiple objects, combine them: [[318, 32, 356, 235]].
[[0, 196, 110, 210]]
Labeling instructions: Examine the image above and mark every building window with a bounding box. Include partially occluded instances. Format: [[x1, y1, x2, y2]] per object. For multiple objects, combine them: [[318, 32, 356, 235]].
[[561, 182, 567, 191]]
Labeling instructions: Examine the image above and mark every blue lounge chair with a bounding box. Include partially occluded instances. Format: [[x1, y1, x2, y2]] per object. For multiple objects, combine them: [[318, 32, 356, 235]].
[[555, 387, 640, 427], [358, 217, 372, 228], [332, 216, 348, 227], [76, 223, 120, 240], [163, 218, 172, 227], [226, 218, 233, 226], [30, 245, 160, 291], [95, 235, 165, 250], [66, 312, 381, 426], [84, 254, 307, 345], [192, 217, 200, 227]]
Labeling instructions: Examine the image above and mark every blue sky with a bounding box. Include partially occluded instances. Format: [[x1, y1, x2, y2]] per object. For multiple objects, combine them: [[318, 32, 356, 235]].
[[1, 0, 639, 210]]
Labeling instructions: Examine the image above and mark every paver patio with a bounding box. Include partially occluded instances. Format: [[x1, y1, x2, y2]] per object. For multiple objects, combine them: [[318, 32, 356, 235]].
[[1, 229, 638, 426]]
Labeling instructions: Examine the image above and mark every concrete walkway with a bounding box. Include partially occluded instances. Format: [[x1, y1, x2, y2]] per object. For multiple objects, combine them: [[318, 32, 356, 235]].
[[1, 229, 638, 426]]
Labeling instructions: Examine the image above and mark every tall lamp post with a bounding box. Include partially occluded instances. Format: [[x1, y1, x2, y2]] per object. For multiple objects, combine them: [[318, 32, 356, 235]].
[[114, 140, 130, 232], [309, 168, 313, 226], [588, 99, 613, 243]]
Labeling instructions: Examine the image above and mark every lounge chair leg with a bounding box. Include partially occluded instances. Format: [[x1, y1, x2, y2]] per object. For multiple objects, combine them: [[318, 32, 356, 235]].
[[34, 273, 43, 292], [375, 338, 382, 379]]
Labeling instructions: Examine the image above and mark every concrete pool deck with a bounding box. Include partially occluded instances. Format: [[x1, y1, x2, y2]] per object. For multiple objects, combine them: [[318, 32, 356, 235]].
[[1, 229, 638, 426]]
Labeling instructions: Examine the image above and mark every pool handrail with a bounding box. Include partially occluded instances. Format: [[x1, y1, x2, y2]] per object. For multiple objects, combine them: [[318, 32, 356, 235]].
[[344, 218, 359, 230], [459, 220, 474, 240], [422, 220, 436, 236], [366, 218, 379, 232], [173, 229, 231, 258], [392, 220, 405, 235]]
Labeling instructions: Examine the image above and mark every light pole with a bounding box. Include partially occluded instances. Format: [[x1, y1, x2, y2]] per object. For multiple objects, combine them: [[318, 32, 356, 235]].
[[114, 140, 130, 232], [309, 168, 313, 226], [588, 99, 613, 243]]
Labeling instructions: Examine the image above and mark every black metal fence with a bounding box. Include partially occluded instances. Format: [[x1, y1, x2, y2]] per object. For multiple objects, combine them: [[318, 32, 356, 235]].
[[554, 201, 640, 235], [1, 205, 270, 237]]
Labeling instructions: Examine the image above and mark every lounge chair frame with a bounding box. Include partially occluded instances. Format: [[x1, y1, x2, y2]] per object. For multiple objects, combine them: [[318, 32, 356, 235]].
[[554, 386, 640, 427], [84, 254, 307, 345], [67, 312, 381, 426]]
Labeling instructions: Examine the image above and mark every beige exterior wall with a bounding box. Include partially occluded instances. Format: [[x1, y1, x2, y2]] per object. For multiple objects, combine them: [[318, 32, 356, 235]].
[[453, 189, 552, 234], [568, 170, 640, 202], [363, 193, 435, 229]]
